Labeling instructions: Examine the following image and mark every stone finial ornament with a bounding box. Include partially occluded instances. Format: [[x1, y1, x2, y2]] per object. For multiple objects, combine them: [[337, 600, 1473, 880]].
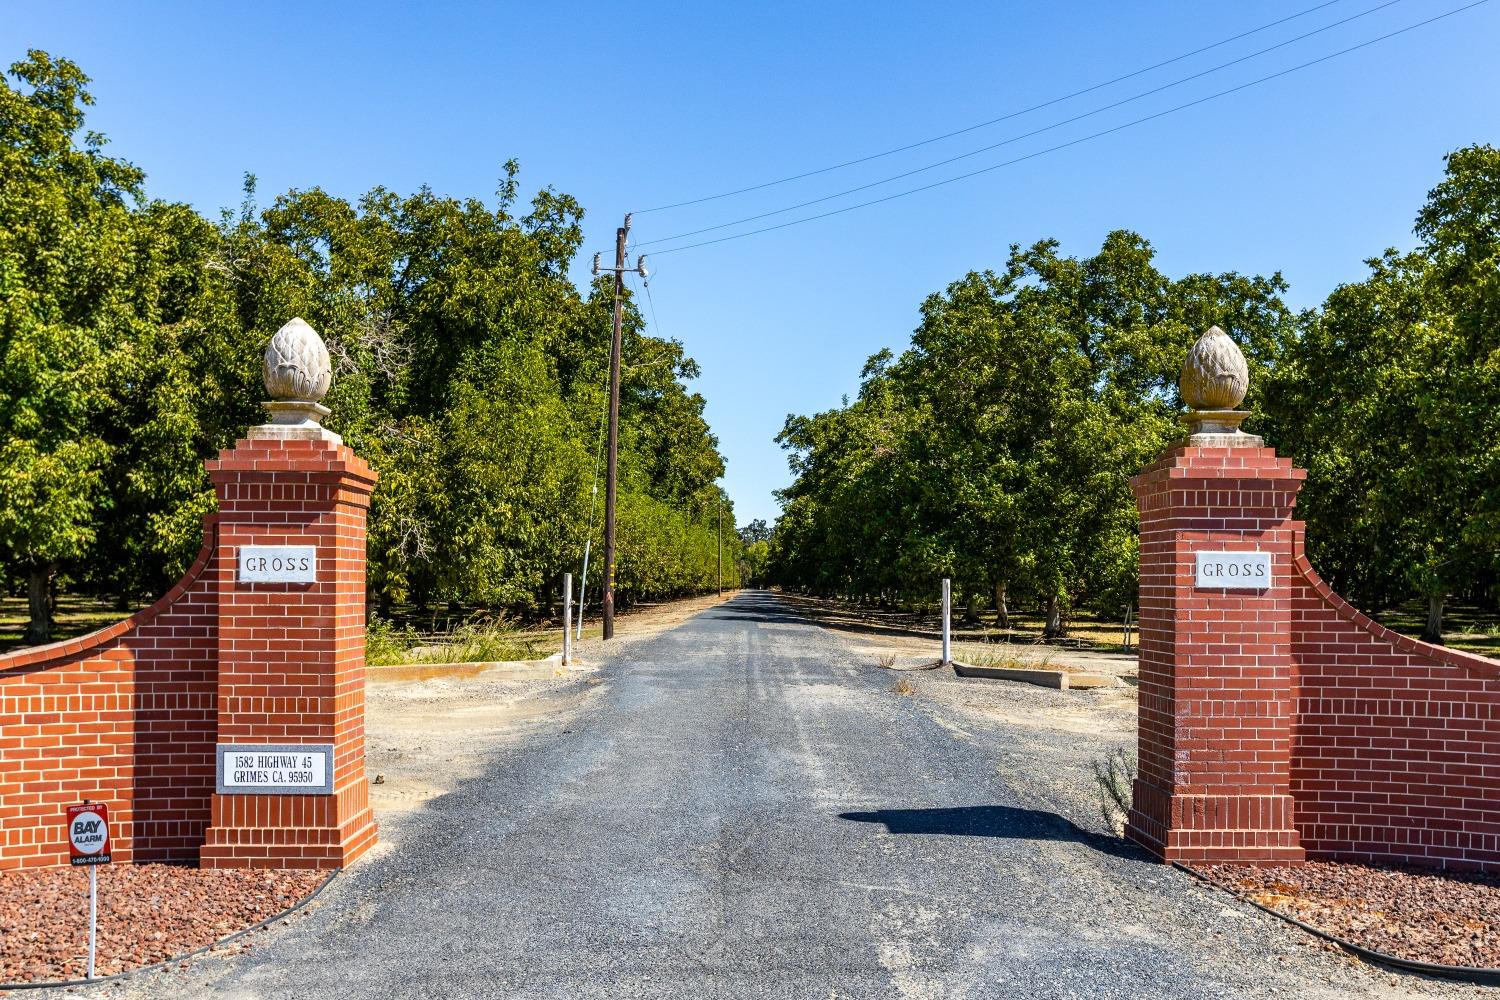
[[250, 318, 340, 442], [264, 317, 332, 402], [1180, 325, 1256, 441]]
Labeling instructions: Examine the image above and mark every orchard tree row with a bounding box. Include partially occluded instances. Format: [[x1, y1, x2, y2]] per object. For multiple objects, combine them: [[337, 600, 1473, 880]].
[[1, 51, 739, 644], [770, 145, 1500, 644]]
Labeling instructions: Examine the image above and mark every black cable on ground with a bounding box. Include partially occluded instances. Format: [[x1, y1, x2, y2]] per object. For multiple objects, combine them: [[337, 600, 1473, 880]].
[[1172, 861, 1500, 986], [0, 868, 340, 992]]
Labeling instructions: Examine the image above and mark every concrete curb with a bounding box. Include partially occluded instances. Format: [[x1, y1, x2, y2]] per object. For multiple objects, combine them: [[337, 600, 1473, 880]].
[[951, 660, 1120, 690]]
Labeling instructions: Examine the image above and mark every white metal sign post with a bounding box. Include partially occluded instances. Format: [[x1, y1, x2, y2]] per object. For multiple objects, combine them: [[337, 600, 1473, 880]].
[[67, 801, 111, 979], [941, 578, 952, 665], [562, 572, 573, 666]]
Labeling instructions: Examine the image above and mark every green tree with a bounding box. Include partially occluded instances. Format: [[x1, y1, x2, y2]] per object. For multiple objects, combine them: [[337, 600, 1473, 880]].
[[0, 52, 140, 642], [1267, 145, 1500, 642], [771, 231, 1293, 637], [2, 50, 740, 644]]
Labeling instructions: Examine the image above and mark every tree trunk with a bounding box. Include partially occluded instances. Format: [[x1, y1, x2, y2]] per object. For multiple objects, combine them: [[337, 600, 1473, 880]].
[[963, 592, 980, 625], [993, 580, 1010, 630], [1043, 593, 1065, 639], [24, 563, 55, 646], [1421, 592, 1445, 645]]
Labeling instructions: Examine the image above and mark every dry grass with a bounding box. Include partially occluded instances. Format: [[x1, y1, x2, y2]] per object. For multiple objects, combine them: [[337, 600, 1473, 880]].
[[1091, 746, 1136, 834], [960, 646, 1058, 672], [891, 678, 917, 696], [365, 615, 541, 666], [875, 652, 899, 669]]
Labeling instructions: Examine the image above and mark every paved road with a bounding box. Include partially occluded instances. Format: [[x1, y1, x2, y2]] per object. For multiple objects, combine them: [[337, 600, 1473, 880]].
[[105, 591, 1426, 999]]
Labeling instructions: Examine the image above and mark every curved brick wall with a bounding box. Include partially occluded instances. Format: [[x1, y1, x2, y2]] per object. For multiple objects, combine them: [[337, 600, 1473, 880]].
[[0, 432, 379, 872], [1290, 526, 1500, 873], [1127, 438, 1500, 871], [0, 519, 221, 869]]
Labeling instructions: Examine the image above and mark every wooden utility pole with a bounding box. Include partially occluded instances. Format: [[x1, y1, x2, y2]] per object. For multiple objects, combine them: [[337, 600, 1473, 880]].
[[603, 222, 626, 640], [593, 216, 646, 641]]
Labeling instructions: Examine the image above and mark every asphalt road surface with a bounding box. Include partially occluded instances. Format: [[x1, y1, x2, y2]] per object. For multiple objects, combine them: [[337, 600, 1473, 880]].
[[97, 591, 1448, 1000]]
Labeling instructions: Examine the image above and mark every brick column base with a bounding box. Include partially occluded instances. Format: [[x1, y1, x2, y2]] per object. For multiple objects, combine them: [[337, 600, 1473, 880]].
[[1127, 785, 1304, 864], [200, 790, 377, 869]]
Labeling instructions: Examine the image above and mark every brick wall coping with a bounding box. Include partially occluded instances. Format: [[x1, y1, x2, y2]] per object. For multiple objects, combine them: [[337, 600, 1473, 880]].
[[1291, 524, 1500, 681], [0, 516, 219, 674]]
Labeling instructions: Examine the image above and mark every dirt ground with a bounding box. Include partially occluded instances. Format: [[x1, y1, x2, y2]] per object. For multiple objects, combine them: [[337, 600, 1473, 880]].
[[778, 591, 1140, 682]]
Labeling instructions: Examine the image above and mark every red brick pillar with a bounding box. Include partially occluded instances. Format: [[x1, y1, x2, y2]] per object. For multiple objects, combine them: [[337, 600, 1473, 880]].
[[1125, 327, 1305, 865], [199, 319, 378, 868]]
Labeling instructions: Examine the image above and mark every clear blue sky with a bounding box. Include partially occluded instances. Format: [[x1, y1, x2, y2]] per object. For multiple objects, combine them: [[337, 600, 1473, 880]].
[[7, 1, 1498, 526]]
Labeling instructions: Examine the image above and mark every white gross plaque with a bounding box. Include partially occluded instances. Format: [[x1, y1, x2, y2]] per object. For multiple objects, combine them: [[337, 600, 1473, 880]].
[[1194, 550, 1271, 589], [216, 744, 333, 795], [237, 545, 317, 583]]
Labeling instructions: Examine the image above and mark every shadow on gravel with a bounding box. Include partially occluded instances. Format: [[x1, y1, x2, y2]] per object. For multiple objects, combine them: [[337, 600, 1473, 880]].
[[839, 805, 1147, 861]]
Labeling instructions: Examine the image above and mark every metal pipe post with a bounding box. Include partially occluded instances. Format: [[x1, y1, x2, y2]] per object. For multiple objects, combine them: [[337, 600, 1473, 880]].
[[941, 578, 952, 664], [87, 864, 97, 979]]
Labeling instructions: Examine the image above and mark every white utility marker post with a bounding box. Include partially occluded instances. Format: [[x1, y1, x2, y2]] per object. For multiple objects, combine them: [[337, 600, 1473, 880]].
[[941, 578, 952, 665], [562, 573, 573, 666]]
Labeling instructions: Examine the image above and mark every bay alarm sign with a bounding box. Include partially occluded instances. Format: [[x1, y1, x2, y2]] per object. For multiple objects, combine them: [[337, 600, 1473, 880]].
[[217, 744, 335, 795], [238, 544, 317, 583], [68, 802, 111, 866], [1194, 550, 1271, 590]]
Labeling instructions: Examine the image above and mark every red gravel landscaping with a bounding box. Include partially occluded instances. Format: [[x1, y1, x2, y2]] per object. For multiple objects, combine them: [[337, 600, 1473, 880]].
[[1197, 860, 1500, 970], [0, 864, 328, 984]]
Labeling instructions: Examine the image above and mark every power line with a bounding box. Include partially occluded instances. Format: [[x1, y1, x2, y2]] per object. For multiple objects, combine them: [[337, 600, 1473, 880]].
[[634, 0, 1353, 214], [639, 271, 665, 344], [634, 0, 1406, 250], [646, 0, 1490, 258]]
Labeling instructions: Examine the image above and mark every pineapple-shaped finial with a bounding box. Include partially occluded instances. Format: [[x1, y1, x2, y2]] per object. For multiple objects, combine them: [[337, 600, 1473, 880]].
[[1180, 326, 1252, 437], [253, 318, 339, 441]]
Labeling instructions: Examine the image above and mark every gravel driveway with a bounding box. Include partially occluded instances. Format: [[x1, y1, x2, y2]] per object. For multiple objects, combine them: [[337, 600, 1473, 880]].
[[81, 591, 1484, 999]]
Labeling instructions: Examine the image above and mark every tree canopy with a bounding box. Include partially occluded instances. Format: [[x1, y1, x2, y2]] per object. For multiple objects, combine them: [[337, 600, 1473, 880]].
[[1, 50, 740, 643], [771, 148, 1500, 644]]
